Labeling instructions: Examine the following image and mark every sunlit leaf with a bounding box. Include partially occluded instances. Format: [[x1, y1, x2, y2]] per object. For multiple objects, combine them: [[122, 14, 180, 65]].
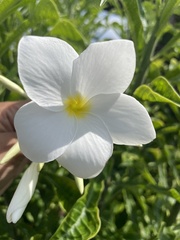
[[134, 76, 180, 107], [169, 189, 180, 203], [50, 181, 104, 240], [100, 0, 107, 6]]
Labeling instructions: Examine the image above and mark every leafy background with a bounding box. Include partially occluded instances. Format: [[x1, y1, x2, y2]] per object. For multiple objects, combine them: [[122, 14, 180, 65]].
[[0, 0, 180, 239]]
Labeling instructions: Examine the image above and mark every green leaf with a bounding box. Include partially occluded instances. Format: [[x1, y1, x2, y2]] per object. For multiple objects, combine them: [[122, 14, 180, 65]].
[[50, 181, 104, 240], [153, 32, 180, 60], [49, 19, 86, 49], [0, 20, 30, 58], [120, 0, 144, 52], [34, 0, 60, 25], [30, 235, 43, 240], [0, 0, 31, 23], [160, 124, 180, 134], [169, 189, 180, 203], [134, 76, 180, 107], [133, 0, 180, 90], [141, 166, 157, 185], [157, 0, 180, 36], [48, 175, 81, 212], [0, 0, 20, 23]]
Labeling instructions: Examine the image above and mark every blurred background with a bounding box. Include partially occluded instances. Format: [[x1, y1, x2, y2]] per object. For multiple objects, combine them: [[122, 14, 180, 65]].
[[0, 0, 180, 239]]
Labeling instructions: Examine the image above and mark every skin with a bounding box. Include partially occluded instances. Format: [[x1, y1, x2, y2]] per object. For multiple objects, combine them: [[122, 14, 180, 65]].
[[0, 101, 29, 195]]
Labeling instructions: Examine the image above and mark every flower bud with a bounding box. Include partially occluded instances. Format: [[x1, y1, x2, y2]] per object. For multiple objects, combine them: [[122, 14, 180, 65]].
[[6, 162, 40, 223]]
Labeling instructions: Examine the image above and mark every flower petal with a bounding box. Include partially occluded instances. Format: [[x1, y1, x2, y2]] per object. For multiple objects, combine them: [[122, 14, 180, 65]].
[[71, 40, 135, 99], [6, 162, 39, 223], [14, 102, 76, 162], [91, 94, 156, 145], [18, 36, 78, 111], [57, 114, 113, 179]]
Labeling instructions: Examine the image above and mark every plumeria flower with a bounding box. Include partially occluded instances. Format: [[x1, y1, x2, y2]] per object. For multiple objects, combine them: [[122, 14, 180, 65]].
[[6, 162, 42, 223], [14, 36, 155, 179]]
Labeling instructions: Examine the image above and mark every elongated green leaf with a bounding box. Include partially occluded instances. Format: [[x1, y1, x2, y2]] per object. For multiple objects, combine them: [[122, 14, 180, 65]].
[[142, 168, 157, 185], [160, 124, 180, 134], [153, 32, 180, 60], [133, 0, 180, 90], [157, 0, 180, 36], [134, 76, 180, 107], [120, 0, 144, 52], [0, 0, 32, 23], [50, 181, 104, 240], [0, 0, 20, 23], [169, 189, 180, 203]]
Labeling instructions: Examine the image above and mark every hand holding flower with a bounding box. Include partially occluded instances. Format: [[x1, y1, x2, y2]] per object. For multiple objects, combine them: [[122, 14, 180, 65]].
[[0, 101, 29, 195]]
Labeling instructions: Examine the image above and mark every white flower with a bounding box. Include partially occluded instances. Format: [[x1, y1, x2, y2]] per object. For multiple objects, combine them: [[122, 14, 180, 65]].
[[14, 36, 156, 179], [6, 163, 40, 223]]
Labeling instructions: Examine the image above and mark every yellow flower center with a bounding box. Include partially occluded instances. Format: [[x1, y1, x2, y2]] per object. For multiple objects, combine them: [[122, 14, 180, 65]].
[[64, 93, 91, 118]]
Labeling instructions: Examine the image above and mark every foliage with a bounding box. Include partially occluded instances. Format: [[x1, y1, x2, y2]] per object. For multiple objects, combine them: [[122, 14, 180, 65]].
[[0, 0, 180, 239]]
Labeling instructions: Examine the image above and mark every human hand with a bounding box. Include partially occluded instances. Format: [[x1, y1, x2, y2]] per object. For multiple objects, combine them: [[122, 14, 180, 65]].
[[0, 101, 29, 195]]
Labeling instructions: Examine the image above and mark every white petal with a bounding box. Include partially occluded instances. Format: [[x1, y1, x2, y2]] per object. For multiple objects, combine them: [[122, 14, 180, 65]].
[[57, 114, 113, 179], [71, 40, 135, 99], [92, 94, 156, 145], [6, 163, 39, 223], [14, 102, 76, 162], [18, 36, 78, 111]]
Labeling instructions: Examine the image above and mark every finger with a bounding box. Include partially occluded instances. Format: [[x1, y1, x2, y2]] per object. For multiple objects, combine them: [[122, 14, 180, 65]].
[[0, 101, 30, 195], [0, 156, 29, 195], [0, 101, 28, 132], [0, 133, 30, 195], [0, 132, 17, 159]]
